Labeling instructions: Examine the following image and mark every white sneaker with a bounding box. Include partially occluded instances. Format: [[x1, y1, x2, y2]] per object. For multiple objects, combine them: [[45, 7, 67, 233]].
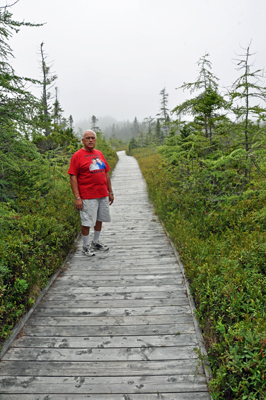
[[91, 241, 109, 251], [82, 245, 95, 257]]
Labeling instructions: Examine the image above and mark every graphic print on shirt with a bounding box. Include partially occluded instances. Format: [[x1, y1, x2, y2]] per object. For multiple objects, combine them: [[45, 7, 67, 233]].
[[89, 157, 106, 171]]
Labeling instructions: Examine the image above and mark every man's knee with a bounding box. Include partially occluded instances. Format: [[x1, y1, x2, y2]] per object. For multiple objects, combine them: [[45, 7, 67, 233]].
[[81, 225, 90, 235]]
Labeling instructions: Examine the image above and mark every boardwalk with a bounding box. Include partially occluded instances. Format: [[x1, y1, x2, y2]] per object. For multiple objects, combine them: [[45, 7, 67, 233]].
[[0, 151, 210, 399]]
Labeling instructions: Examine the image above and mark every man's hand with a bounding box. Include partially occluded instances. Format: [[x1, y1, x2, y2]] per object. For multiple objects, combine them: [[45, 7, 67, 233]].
[[106, 172, 114, 205], [75, 198, 83, 210], [109, 193, 114, 205]]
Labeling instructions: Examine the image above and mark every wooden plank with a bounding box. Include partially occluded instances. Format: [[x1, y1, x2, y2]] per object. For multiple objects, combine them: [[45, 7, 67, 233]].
[[43, 290, 188, 301], [54, 278, 183, 288], [0, 394, 211, 400], [12, 334, 197, 348], [3, 346, 198, 362], [0, 359, 203, 376], [69, 257, 177, 264], [22, 323, 196, 337], [68, 262, 179, 270], [64, 267, 180, 275], [47, 285, 185, 294], [27, 315, 193, 326], [32, 305, 191, 317], [72, 255, 176, 261], [35, 298, 190, 308], [58, 273, 181, 281], [0, 375, 208, 393]]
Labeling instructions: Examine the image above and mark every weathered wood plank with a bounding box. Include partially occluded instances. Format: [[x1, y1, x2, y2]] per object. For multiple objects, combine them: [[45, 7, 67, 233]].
[[58, 273, 181, 281], [0, 375, 208, 393], [22, 323, 196, 337], [36, 298, 190, 308], [54, 277, 183, 288], [0, 359, 203, 376], [12, 334, 197, 348], [68, 262, 179, 270], [47, 285, 185, 294], [32, 305, 191, 317], [27, 315, 193, 326], [43, 290, 188, 301], [3, 346, 198, 361], [64, 267, 180, 275], [0, 393, 211, 399]]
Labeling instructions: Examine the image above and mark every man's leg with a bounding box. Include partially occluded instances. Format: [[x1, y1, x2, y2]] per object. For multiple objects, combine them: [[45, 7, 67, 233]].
[[91, 220, 109, 251], [81, 225, 95, 257], [81, 225, 90, 246], [91, 197, 110, 252], [93, 220, 102, 243]]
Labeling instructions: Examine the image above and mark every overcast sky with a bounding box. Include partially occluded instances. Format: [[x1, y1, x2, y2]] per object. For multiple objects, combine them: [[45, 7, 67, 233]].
[[5, 0, 266, 127]]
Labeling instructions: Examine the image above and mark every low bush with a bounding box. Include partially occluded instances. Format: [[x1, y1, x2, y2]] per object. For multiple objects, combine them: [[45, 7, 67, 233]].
[[0, 179, 80, 345]]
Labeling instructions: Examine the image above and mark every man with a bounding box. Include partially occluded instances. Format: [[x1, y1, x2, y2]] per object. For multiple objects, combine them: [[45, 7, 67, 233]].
[[68, 130, 114, 257]]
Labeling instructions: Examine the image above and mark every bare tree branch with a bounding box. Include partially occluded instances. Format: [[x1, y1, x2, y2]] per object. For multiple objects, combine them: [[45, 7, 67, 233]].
[[0, 0, 20, 9]]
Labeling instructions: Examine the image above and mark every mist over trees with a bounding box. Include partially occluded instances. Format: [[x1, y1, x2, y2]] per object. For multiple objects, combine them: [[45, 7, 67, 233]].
[[75, 86, 172, 146]]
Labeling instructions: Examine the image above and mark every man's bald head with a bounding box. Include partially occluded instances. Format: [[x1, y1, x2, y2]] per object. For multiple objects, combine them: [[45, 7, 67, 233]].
[[83, 130, 97, 139], [82, 130, 97, 151]]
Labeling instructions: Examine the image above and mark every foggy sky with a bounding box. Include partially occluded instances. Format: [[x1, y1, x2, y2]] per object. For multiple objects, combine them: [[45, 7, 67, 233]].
[[6, 0, 266, 127]]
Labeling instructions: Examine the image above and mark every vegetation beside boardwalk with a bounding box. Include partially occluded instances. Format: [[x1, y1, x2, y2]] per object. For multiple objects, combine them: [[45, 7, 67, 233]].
[[132, 145, 266, 399]]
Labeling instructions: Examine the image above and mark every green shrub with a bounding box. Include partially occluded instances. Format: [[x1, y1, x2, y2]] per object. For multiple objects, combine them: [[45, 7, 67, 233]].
[[0, 181, 80, 344]]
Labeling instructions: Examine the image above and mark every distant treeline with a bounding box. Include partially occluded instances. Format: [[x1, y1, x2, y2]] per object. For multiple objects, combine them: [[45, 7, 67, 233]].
[[75, 88, 170, 145]]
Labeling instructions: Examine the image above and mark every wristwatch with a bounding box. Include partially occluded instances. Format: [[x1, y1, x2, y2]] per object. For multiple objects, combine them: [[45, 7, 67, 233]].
[[75, 197, 81, 200]]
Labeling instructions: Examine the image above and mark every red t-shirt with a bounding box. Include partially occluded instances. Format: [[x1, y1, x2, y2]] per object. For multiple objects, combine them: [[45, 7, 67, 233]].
[[68, 149, 110, 199]]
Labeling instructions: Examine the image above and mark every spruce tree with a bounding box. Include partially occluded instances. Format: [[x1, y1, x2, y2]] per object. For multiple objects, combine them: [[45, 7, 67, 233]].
[[0, 8, 44, 200], [38, 42, 57, 137], [229, 44, 266, 178], [173, 54, 228, 147]]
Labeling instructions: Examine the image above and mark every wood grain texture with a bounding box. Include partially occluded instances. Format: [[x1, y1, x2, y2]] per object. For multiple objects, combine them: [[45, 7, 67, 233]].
[[0, 151, 210, 399]]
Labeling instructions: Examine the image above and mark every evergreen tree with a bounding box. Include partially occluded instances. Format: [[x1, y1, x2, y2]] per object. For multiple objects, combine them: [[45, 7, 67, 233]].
[[143, 116, 155, 146], [91, 115, 100, 131], [69, 115, 74, 130], [131, 117, 140, 138], [158, 87, 170, 137], [229, 44, 266, 178], [0, 8, 41, 133], [52, 87, 64, 128], [230, 44, 266, 152], [155, 118, 163, 145], [0, 9, 50, 200], [38, 42, 57, 137], [173, 54, 228, 147]]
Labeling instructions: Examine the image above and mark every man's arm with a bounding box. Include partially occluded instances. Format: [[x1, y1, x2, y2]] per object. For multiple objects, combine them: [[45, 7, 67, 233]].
[[106, 172, 114, 205], [69, 174, 83, 210]]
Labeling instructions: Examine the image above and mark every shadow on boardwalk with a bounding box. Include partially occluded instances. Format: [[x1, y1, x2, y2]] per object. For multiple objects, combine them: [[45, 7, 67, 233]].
[[0, 151, 211, 399]]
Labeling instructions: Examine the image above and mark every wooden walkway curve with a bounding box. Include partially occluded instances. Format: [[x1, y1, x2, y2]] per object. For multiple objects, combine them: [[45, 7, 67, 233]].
[[0, 151, 211, 399]]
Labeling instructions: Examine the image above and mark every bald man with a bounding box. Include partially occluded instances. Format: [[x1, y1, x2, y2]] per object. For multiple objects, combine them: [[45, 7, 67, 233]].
[[68, 130, 114, 256]]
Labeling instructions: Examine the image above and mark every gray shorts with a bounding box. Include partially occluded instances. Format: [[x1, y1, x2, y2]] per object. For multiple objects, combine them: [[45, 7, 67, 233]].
[[80, 197, 111, 227]]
